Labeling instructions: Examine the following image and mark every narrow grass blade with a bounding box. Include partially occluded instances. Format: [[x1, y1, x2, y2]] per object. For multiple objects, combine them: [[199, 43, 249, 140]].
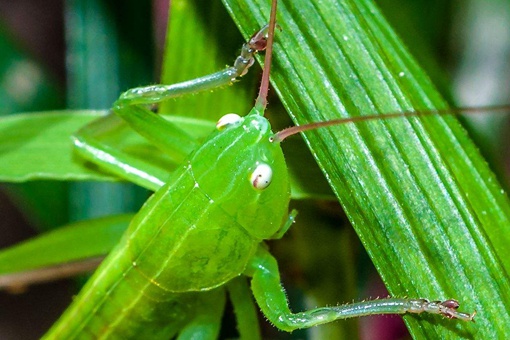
[[0, 111, 113, 182], [223, 0, 510, 337], [0, 214, 131, 289]]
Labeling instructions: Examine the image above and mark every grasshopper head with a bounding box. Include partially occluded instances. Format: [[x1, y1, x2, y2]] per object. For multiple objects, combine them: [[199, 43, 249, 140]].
[[190, 112, 291, 240]]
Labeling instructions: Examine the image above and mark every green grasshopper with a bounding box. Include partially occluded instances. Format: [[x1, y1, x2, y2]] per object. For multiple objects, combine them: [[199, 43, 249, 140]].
[[26, 0, 475, 338]]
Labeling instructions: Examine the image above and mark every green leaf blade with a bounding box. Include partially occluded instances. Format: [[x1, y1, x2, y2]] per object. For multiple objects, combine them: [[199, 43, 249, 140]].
[[0, 214, 130, 282], [0, 110, 220, 188], [0, 111, 115, 182], [224, 0, 510, 337]]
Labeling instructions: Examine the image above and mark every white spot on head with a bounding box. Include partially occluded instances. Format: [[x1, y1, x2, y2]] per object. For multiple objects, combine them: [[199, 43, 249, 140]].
[[250, 163, 273, 190], [398, 71, 405, 77], [251, 119, 261, 130], [216, 113, 242, 130]]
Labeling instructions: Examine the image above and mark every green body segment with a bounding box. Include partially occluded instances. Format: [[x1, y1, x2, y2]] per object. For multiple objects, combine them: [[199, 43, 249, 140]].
[[44, 110, 291, 338], [43, 236, 202, 338], [126, 112, 290, 293]]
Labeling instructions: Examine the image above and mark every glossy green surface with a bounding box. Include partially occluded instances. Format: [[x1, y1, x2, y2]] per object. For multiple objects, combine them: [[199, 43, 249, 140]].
[[45, 107, 289, 337], [223, 0, 510, 337]]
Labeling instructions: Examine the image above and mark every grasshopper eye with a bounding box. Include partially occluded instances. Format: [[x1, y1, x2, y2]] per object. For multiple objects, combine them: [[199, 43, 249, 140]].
[[250, 163, 272, 190], [216, 113, 242, 130]]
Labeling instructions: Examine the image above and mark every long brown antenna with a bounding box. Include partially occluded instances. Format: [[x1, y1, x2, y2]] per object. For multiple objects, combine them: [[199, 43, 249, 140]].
[[274, 104, 510, 142], [255, 0, 278, 111]]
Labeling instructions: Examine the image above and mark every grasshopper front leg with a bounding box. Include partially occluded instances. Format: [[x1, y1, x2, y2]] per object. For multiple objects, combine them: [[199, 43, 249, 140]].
[[245, 246, 475, 332]]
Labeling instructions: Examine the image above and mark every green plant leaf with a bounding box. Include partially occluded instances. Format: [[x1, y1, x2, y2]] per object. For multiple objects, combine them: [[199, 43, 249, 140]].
[[0, 214, 131, 289], [223, 0, 510, 337], [0, 111, 211, 183], [0, 19, 68, 230], [0, 111, 114, 182]]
